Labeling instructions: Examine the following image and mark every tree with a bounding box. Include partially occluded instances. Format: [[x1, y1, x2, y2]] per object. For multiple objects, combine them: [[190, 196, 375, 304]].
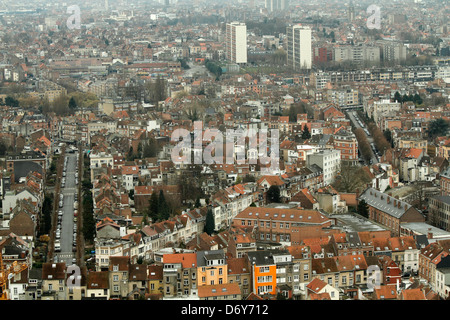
[[354, 128, 372, 163], [5, 96, 19, 108], [333, 162, 372, 193], [383, 129, 393, 148], [40, 194, 53, 235], [142, 137, 159, 158], [204, 208, 215, 235], [0, 142, 6, 156], [427, 118, 449, 140], [195, 197, 201, 208], [267, 185, 281, 203], [357, 199, 369, 218], [148, 192, 159, 223], [82, 189, 96, 244], [68, 96, 77, 112], [301, 124, 311, 140], [146, 75, 167, 104], [157, 190, 170, 221], [394, 91, 402, 103]]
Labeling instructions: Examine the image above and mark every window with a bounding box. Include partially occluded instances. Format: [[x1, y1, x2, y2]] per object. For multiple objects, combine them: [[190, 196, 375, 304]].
[[113, 275, 119, 282], [114, 285, 119, 292]]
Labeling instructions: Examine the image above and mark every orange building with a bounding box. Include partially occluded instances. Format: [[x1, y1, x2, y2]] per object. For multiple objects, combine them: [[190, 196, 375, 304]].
[[248, 251, 277, 296]]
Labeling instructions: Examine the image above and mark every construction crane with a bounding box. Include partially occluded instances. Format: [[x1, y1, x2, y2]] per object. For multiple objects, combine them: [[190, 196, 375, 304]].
[[0, 254, 28, 300]]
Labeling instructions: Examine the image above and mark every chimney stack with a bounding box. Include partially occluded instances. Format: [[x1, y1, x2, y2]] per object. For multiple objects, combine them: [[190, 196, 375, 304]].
[[427, 228, 433, 239]]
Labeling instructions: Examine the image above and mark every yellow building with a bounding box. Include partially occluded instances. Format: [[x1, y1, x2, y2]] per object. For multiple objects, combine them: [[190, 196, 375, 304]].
[[197, 250, 228, 287]]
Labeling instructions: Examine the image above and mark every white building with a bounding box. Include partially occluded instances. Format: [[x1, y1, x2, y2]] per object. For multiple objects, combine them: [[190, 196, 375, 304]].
[[307, 149, 341, 185], [226, 22, 247, 64], [287, 25, 312, 70]]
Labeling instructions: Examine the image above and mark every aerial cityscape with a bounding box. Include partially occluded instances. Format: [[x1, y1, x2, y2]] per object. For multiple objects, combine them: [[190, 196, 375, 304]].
[[0, 0, 449, 304]]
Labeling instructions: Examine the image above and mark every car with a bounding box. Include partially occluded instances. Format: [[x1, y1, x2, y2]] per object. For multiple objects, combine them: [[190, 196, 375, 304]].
[[73, 217, 77, 222], [72, 258, 76, 265]]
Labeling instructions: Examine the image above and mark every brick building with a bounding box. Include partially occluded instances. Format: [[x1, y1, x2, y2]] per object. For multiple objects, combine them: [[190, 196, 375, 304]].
[[358, 188, 425, 236], [232, 207, 334, 245]]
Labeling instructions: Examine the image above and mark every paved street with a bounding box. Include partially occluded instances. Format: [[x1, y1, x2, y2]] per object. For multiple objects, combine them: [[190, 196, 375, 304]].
[[55, 152, 78, 265]]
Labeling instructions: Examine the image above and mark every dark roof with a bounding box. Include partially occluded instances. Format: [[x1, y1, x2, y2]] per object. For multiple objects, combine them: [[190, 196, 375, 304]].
[[247, 250, 275, 266], [359, 188, 413, 219], [432, 196, 450, 205], [13, 161, 43, 183]]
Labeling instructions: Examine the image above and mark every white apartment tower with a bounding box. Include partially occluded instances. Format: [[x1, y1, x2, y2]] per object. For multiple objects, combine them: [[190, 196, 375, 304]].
[[226, 22, 247, 64], [287, 25, 312, 70]]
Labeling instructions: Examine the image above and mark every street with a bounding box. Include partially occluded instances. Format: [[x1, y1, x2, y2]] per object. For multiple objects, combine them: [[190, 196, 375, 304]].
[[55, 152, 78, 266]]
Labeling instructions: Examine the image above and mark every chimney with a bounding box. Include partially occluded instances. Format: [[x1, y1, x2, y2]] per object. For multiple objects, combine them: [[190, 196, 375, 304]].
[[394, 199, 397, 206], [404, 204, 408, 211], [387, 196, 390, 204], [427, 228, 433, 239]]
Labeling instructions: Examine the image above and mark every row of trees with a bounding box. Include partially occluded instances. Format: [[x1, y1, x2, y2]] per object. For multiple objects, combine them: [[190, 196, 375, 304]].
[[145, 190, 172, 224], [366, 122, 391, 155], [393, 91, 423, 105], [82, 154, 96, 244], [354, 127, 372, 163]]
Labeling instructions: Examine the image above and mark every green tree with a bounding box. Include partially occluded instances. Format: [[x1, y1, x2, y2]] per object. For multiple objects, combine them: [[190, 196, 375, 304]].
[[143, 137, 159, 158], [204, 208, 215, 235], [5, 96, 19, 108], [68, 96, 77, 111], [40, 194, 53, 235], [82, 189, 96, 244], [0, 142, 7, 156], [157, 190, 170, 221], [195, 197, 201, 208], [427, 118, 449, 140], [301, 124, 311, 139], [357, 199, 369, 218], [267, 185, 281, 203], [148, 192, 159, 223], [394, 91, 402, 103]]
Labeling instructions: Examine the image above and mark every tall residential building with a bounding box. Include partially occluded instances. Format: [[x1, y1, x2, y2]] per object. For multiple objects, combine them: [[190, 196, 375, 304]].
[[306, 149, 341, 185], [265, 0, 290, 11], [333, 45, 380, 64], [287, 25, 312, 70], [226, 22, 247, 64], [348, 1, 355, 21]]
